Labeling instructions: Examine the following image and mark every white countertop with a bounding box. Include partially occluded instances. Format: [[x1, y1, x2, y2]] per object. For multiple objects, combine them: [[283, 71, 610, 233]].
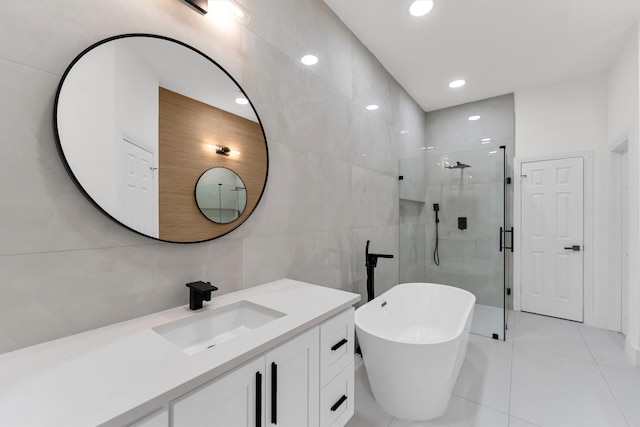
[[0, 279, 360, 426]]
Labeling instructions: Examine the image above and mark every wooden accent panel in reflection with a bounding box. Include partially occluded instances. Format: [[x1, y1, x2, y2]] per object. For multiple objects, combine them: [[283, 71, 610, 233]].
[[159, 87, 267, 242]]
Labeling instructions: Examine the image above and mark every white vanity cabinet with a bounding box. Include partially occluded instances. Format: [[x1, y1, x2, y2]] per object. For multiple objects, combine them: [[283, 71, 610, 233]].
[[172, 357, 265, 426], [265, 327, 320, 426], [172, 309, 353, 427]]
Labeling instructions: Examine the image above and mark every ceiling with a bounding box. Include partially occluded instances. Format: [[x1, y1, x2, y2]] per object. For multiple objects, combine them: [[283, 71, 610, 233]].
[[322, 0, 639, 112]]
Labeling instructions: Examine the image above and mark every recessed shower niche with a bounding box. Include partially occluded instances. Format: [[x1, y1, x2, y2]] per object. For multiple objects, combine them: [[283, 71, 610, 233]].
[[54, 34, 268, 243]]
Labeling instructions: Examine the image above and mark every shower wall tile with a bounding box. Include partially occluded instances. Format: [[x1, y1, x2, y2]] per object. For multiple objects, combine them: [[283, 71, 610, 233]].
[[241, 141, 352, 236], [425, 149, 504, 187], [351, 166, 399, 229], [398, 89, 428, 160], [351, 44, 401, 128], [425, 183, 502, 241], [400, 157, 426, 201], [242, 230, 352, 292], [399, 223, 426, 284], [241, 31, 353, 162], [425, 94, 515, 153], [348, 106, 399, 176], [0, 239, 243, 353], [242, 0, 354, 99]]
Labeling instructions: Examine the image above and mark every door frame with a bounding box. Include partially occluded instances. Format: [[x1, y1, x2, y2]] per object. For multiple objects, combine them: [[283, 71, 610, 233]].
[[609, 134, 630, 333], [513, 151, 593, 322]]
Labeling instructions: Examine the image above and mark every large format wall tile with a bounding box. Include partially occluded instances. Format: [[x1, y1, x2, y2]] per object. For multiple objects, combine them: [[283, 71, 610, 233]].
[[0, 0, 135, 75], [0, 0, 413, 352], [0, 239, 243, 353], [351, 166, 399, 229], [244, 0, 354, 99], [0, 59, 151, 256], [241, 141, 352, 236], [242, 229, 352, 292]]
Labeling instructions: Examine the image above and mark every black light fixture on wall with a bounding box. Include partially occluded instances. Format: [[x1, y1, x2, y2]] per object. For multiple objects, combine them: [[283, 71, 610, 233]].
[[183, 0, 208, 14]]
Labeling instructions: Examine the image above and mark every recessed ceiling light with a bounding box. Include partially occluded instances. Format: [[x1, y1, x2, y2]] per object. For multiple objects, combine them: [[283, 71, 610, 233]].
[[366, 104, 379, 111], [235, 97, 249, 105], [489, 150, 498, 155], [400, 129, 410, 134], [409, 0, 434, 17], [427, 146, 435, 150], [468, 115, 481, 121], [301, 54, 318, 65], [449, 79, 466, 88], [481, 138, 491, 144]]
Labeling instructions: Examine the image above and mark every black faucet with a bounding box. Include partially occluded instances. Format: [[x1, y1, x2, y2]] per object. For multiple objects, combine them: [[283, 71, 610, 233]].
[[365, 240, 393, 302], [186, 281, 218, 310]]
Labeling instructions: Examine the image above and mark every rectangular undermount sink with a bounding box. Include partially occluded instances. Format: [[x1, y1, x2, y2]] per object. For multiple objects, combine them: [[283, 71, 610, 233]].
[[153, 301, 285, 355]]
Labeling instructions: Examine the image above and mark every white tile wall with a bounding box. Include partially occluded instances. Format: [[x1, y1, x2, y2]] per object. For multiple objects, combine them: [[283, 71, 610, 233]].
[[0, 0, 424, 353]]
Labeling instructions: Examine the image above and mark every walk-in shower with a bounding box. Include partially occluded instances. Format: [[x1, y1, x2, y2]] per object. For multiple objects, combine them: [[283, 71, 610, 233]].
[[399, 145, 510, 340]]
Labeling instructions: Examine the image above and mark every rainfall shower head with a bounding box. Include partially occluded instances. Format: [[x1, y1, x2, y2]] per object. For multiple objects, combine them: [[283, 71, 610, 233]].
[[445, 161, 471, 169]]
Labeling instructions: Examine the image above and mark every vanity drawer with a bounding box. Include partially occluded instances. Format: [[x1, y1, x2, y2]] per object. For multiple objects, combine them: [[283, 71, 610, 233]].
[[320, 308, 354, 386], [320, 362, 354, 427]]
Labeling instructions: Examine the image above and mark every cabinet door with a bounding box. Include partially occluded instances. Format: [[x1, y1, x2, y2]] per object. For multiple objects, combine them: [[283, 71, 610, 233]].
[[266, 327, 320, 427], [172, 357, 265, 427]]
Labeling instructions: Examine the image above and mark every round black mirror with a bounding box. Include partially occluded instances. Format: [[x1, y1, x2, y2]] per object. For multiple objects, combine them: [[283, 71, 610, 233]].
[[54, 34, 268, 243]]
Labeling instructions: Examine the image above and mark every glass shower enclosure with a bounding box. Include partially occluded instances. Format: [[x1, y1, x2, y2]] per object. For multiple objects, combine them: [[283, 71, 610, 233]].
[[400, 145, 508, 340]]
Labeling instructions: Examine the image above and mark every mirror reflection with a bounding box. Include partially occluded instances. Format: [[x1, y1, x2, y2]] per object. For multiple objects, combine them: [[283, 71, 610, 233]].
[[196, 167, 247, 224], [54, 34, 268, 243]]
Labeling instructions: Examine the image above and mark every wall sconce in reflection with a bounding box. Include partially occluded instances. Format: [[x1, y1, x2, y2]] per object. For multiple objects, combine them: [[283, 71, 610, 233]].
[[216, 145, 231, 156], [183, 0, 208, 14]]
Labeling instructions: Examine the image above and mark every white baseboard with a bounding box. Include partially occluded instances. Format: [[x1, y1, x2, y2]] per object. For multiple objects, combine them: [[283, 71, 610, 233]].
[[625, 337, 640, 367]]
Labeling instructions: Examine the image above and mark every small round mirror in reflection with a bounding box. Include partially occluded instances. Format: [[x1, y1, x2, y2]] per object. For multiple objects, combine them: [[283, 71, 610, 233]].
[[195, 167, 247, 224]]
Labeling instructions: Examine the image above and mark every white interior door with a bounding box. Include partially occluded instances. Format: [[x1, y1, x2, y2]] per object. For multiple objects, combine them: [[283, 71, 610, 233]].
[[521, 157, 584, 321], [119, 137, 156, 236]]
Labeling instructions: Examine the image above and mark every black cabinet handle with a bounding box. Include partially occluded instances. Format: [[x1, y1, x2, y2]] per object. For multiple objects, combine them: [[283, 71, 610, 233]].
[[271, 362, 277, 424], [564, 245, 581, 251], [331, 395, 348, 412], [331, 338, 348, 351], [499, 226, 503, 252], [256, 371, 262, 427]]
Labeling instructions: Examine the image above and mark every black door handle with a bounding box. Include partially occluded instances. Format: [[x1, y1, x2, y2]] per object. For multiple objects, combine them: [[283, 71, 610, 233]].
[[256, 371, 262, 427], [564, 245, 581, 251], [331, 338, 348, 351], [331, 395, 348, 412], [271, 362, 277, 424]]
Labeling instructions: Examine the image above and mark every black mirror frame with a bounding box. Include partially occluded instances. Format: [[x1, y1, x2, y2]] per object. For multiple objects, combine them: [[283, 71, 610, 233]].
[[53, 33, 269, 243]]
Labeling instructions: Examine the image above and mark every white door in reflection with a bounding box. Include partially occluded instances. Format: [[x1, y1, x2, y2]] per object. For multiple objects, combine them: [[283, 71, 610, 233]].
[[119, 137, 157, 237], [521, 156, 584, 321]]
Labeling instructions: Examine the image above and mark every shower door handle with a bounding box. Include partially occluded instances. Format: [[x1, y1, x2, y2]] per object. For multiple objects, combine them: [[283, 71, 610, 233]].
[[500, 227, 514, 252]]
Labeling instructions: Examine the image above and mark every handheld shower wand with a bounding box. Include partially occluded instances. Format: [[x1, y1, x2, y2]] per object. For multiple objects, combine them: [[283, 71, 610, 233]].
[[433, 204, 440, 266]]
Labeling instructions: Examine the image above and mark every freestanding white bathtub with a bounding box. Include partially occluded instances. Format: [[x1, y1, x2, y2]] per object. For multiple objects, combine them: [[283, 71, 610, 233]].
[[355, 283, 475, 421]]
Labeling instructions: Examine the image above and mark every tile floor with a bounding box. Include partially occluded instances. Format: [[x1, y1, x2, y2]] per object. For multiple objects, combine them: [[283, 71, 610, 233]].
[[347, 310, 640, 427]]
